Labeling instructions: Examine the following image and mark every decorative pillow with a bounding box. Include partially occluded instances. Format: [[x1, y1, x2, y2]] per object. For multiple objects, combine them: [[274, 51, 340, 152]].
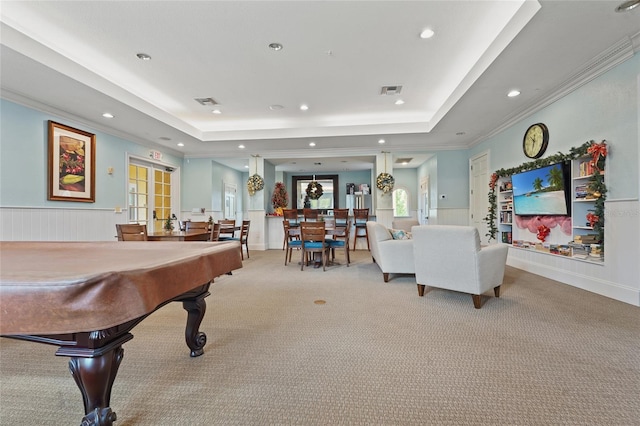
[[390, 229, 412, 240]]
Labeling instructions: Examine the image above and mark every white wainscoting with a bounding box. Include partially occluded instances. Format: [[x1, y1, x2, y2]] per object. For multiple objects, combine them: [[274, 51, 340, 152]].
[[506, 199, 639, 307], [0, 207, 125, 241]]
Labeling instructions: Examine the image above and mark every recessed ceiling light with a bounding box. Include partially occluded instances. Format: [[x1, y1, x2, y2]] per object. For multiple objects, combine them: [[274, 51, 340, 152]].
[[378, 139, 386, 144], [177, 143, 184, 147], [616, 0, 640, 12], [309, 142, 316, 147], [268, 43, 283, 51], [244, 165, 249, 168], [420, 28, 435, 39], [300, 104, 309, 111], [269, 104, 284, 110], [212, 109, 222, 114], [136, 53, 151, 61], [238, 144, 245, 149], [507, 90, 521, 97], [102, 112, 114, 118], [395, 99, 404, 105], [402, 161, 408, 165]]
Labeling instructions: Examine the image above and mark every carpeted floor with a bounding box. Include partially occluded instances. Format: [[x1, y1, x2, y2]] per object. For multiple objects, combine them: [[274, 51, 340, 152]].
[[1, 249, 639, 425]]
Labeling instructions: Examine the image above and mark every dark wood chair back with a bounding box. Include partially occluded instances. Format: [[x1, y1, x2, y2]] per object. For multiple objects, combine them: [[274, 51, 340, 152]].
[[209, 223, 220, 241], [116, 224, 148, 241], [303, 208, 319, 221], [186, 221, 208, 231], [300, 221, 331, 271], [283, 209, 300, 227]]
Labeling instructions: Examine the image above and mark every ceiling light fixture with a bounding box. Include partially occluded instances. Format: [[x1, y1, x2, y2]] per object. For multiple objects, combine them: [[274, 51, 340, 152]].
[[212, 109, 222, 114], [615, 0, 640, 12], [420, 28, 435, 39], [395, 99, 404, 105], [268, 43, 283, 51], [136, 53, 151, 61], [300, 104, 309, 111], [238, 145, 245, 149], [102, 112, 114, 118], [507, 90, 521, 97], [378, 139, 385, 144], [244, 165, 249, 168], [309, 142, 316, 147], [268, 104, 284, 111], [177, 143, 184, 147]]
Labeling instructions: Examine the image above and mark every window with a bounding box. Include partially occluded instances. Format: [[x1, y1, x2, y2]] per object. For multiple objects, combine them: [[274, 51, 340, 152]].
[[393, 188, 409, 217]]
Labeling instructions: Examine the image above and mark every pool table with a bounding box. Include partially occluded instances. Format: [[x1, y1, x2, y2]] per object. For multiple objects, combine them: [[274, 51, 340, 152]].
[[0, 241, 243, 425]]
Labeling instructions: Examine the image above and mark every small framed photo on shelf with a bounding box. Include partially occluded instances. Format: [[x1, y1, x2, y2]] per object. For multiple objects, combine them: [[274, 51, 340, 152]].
[[48, 121, 96, 202]]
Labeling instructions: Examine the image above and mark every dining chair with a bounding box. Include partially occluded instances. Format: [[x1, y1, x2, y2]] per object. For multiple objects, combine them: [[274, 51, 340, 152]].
[[353, 208, 370, 250], [282, 209, 300, 249], [229, 220, 250, 259], [185, 221, 208, 231], [218, 219, 237, 240], [283, 220, 302, 265], [209, 223, 221, 241], [300, 221, 331, 271], [329, 219, 351, 266], [115, 224, 148, 241], [303, 208, 319, 221], [333, 208, 349, 227]]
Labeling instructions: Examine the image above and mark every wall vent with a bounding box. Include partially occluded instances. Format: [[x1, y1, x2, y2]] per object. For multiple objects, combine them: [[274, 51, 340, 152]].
[[381, 85, 403, 95], [194, 97, 219, 106]]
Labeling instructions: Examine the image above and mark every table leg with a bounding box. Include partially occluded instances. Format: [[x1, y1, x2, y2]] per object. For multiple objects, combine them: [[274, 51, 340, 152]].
[[181, 290, 210, 357], [61, 334, 132, 426]]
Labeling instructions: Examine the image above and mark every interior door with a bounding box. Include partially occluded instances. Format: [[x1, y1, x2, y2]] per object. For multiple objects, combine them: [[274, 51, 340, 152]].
[[470, 152, 489, 244]]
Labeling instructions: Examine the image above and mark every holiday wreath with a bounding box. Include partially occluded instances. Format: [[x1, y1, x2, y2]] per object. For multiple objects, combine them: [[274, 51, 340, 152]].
[[306, 181, 323, 200], [247, 173, 265, 196], [376, 172, 395, 194]]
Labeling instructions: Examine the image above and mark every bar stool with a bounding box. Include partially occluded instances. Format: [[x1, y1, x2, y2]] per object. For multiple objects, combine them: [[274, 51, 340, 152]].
[[352, 208, 369, 250]]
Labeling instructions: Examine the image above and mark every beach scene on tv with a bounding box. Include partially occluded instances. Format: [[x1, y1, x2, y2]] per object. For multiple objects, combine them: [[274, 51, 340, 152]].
[[512, 163, 569, 216]]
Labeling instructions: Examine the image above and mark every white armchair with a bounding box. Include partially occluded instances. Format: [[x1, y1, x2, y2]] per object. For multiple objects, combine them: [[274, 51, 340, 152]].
[[367, 221, 415, 282], [412, 225, 508, 309]]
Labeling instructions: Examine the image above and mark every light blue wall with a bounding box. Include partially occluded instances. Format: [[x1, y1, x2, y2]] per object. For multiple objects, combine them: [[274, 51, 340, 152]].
[[470, 53, 639, 200], [433, 150, 469, 208], [0, 99, 182, 209]]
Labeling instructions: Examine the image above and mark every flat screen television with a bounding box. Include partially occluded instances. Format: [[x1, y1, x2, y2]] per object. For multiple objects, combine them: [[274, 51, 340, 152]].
[[511, 161, 571, 216]]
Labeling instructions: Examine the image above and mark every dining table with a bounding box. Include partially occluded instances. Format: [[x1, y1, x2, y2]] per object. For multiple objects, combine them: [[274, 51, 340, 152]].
[[147, 229, 210, 241]]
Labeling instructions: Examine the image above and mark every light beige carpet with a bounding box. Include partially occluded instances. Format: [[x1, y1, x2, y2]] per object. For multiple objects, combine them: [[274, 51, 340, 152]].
[[1, 249, 638, 425]]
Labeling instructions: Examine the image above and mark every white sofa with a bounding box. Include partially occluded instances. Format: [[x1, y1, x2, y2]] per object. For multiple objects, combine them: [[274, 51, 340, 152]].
[[391, 218, 420, 232], [412, 225, 508, 309], [366, 221, 415, 282]]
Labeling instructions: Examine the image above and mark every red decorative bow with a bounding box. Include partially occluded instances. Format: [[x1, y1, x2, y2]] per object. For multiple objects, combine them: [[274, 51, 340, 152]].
[[536, 225, 550, 242], [586, 212, 599, 227], [489, 173, 498, 190], [587, 141, 607, 172]]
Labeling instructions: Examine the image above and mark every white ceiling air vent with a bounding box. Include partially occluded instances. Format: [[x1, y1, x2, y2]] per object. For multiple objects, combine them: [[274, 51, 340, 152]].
[[380, 85, 403, 95], [395, 157, 413, 164], [194, 97, 219, 106]]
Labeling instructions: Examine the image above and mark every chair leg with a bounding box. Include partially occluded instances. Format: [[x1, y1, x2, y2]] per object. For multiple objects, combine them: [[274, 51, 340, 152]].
[[472, 294, 482, 309], [417, 284, 425, 297], [245, 242, 249, 259], [494, 285, 501, 297], [383, 273, 390, 283]]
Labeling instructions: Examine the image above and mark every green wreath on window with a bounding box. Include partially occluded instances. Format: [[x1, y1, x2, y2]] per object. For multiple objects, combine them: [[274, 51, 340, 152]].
[[247, 173, 265, 196], [376, 172, 395, 194], [306, 181, 323, 200]]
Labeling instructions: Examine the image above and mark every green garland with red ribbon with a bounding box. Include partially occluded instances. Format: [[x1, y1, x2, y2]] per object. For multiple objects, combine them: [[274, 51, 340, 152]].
[[485, 140, 608, 252]]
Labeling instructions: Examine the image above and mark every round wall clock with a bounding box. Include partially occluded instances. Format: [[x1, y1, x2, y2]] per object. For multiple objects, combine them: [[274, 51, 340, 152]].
[[523, 123, 549, 159]]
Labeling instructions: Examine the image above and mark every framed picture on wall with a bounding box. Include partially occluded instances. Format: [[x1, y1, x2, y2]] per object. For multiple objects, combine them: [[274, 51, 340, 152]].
[[48, 121, 96, 202]]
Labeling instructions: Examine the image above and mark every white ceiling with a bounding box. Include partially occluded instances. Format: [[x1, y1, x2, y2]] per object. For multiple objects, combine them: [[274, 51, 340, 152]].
[[1, 1, 639, 172]]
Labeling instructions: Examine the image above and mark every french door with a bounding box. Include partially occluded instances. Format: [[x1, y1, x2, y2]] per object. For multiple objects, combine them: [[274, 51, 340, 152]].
[[128, 159, 176, 232]]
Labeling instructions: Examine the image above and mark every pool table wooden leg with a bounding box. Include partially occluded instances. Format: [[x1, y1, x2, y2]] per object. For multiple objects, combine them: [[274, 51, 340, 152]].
[[67, 338, 128, 426], [182, 289, 210, 357]]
